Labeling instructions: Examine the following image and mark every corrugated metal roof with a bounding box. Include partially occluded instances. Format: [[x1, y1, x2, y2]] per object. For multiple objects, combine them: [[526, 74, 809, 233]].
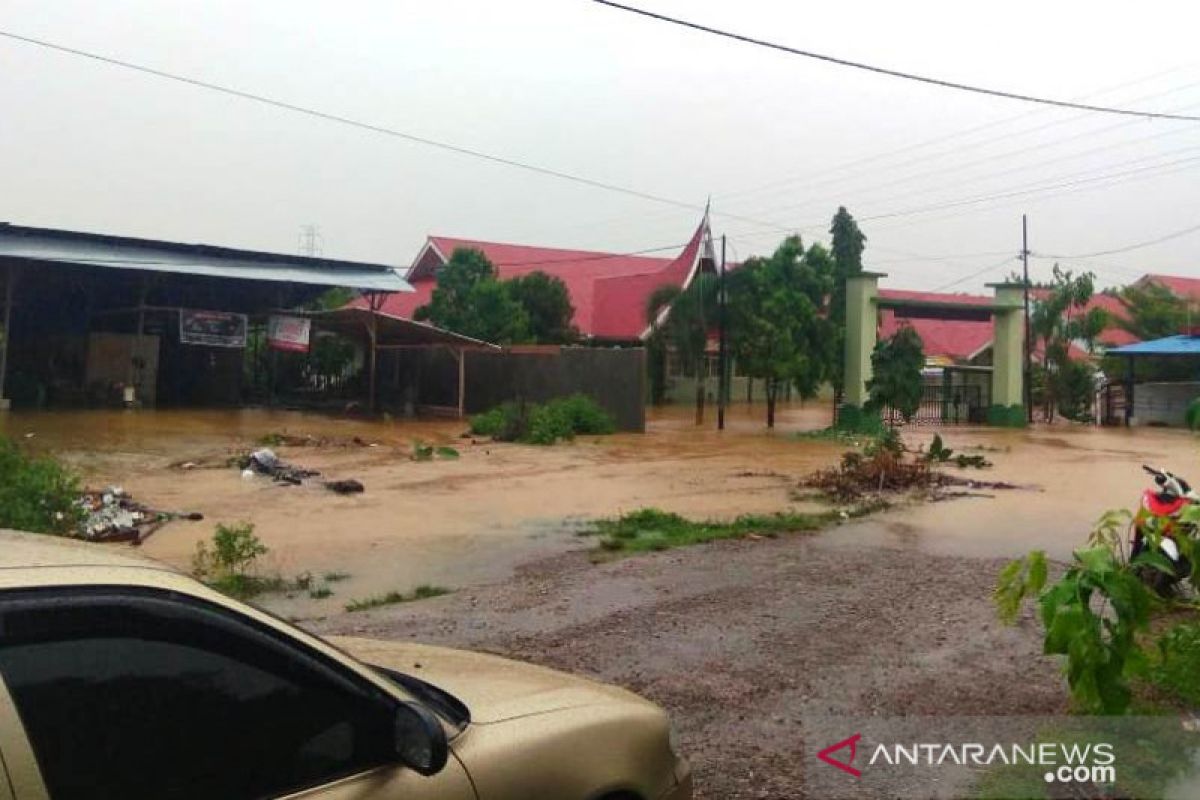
[[0, 223, 412, 293], [305, 307, 501, 350], [1109, 335, 1200, 356]]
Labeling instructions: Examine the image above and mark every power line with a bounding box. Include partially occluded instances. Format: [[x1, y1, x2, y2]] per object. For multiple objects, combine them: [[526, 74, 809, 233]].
[[711, 67, 1200, 207], [593, 1, 1200, 122], [930, 256, 1020, 292], [859, 149, 1200, 223], [0, 29, 707, 216], [862, 152, 1200, 234], [1033, 221, 1200, 259], [726, 94, 1200, 225], [493, 241, 685, 267]]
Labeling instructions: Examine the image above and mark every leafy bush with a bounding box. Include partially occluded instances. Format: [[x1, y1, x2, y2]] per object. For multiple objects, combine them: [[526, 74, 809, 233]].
[[1151, 622, 1200, 706], [1187, 397, 1200, 431], [470, 395, 615, 445], [0, 436, 82, 535], [192, 522, 272, 598], [553, 394, 617, 435], [469, 402, 527, 440], [997, 545, 1156, 714], [525, 403, 575, 445]]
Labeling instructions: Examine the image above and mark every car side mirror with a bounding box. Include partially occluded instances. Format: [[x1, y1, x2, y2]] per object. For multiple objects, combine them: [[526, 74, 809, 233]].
[[394, 702, 449, 776]]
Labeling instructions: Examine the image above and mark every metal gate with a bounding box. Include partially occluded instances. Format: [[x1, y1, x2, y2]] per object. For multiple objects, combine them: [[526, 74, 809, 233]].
[[879, 381, 988, 425], [1101, 382, 1128, 426]]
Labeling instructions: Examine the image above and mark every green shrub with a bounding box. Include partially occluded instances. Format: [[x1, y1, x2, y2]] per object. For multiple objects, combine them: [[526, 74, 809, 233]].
[[525, 403, 575, 445], [470, 402, 526, 440], [1186, 398, 1200, 431], [470, 395, 615, 445], [551, 394, 616, 435], [0, 436, 82, 535], [193, 522, 270, 597], [1151, 622, 1200, 705]]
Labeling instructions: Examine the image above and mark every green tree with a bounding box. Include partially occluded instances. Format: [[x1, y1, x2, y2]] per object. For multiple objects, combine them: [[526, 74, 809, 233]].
[[306, 286, 355, 311], [1118, 281, 1190, 341], [414, 248, 530, 344], [645, 276, 718, 425], [728, 236, 837, 428], [1030, 264, 1105, 422], [507, 271, 579, 344], [829, 207, 867, 394], [1104, 282, 1195, 383], [868, 326, 925, 422]]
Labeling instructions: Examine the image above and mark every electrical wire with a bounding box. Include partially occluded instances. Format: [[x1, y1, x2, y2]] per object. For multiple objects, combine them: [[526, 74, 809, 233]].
[[592, 1, 1200, 122], [930, 256, 1021, 292], [712, 68, 1200, 206], [726, 95, 1200, 224], [0, 29, 707, 216], [493, 242, 686, 266], [1032, 221, 1200, 259]]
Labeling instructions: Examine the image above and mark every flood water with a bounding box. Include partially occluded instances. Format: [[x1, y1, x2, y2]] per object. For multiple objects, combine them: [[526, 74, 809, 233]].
[[4, 401, 1196, 618]]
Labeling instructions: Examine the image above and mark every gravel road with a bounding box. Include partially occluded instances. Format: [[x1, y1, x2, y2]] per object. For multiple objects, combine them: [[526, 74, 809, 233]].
[[312, 524, 1066, 798]]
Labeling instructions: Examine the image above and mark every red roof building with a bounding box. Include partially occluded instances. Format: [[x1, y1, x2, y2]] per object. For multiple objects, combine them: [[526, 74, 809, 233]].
[[353, 219, 712, 342], [878, 289, 996, 364], [877, 288, 1094, 364], [1140, 274, 1200, 301]]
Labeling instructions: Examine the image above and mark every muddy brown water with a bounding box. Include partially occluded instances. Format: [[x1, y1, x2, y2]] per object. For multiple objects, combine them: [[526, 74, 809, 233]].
[[4, 404, 1198, 618]]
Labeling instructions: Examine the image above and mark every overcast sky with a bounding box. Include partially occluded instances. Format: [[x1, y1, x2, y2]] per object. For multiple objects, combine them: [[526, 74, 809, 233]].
[[3, 1, 1199, 292]]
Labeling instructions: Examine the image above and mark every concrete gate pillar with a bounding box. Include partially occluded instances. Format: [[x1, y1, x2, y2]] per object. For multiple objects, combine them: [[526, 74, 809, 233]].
[[987, 283, 1027, 426], [843, 272, 882, 410]]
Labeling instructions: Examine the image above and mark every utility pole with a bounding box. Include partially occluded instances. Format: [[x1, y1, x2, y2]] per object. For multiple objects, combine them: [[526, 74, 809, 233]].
[[717, 234, 728, 431], [1022, 214, 1033, 423]]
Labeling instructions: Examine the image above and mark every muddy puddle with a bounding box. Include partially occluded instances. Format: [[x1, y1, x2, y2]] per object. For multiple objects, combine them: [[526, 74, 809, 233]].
[[821, 423, 1200, 561], [5, 403, 1197, 617]]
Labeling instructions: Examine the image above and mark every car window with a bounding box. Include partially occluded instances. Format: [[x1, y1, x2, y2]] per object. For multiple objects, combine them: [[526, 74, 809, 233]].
[[0, 588, 397, 800]]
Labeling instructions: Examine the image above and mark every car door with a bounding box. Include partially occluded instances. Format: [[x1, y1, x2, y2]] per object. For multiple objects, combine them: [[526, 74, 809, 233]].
[[0, 587, 475, 800]]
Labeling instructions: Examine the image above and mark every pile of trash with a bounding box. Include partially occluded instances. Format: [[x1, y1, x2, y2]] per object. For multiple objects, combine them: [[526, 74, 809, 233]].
[[241, 448, 320, 485], [77, 486, 202, 545], [239, 448, 364, 494]]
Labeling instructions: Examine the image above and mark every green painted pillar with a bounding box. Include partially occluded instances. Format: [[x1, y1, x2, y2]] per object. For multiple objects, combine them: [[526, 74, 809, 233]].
[[844, 273, 882, 408], [987, 283, 1026, 426]]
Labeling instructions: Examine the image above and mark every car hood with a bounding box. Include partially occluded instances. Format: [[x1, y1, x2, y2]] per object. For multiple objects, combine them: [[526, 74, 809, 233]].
[[329, 636, 644, 724]]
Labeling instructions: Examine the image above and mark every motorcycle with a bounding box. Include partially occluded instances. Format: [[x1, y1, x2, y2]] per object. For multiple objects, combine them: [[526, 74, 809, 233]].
[[1130, 465, 1198, 595]]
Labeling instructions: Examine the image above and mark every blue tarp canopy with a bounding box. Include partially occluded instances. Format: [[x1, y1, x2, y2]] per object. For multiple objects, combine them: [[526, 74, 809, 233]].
[[1109, 335, 1200, 356]]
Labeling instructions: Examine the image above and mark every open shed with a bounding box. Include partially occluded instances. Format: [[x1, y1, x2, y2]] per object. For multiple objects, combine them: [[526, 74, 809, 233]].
[[0, 223, 410, 409], [301, 306, 500, 417], [1108, 335, 1200, 426]]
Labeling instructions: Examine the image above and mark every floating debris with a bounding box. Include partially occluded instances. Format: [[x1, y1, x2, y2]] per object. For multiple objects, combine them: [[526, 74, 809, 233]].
[[77, 486, 202, 545]]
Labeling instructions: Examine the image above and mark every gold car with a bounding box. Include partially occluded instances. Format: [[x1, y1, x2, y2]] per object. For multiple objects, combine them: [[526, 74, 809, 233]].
[[0, 530, 692, 800]]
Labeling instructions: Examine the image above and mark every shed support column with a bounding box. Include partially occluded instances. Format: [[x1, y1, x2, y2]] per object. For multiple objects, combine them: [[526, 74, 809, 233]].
[[126, 276, 147, 408], [367, 313, 378, 413], [0, 264, 15, 411], [988, 283, 1026, 426], [1125, 355, 1134, 427], [843, 273, 881, 410], [365, 291, 384, 414], [456, 348, 466, 419]]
